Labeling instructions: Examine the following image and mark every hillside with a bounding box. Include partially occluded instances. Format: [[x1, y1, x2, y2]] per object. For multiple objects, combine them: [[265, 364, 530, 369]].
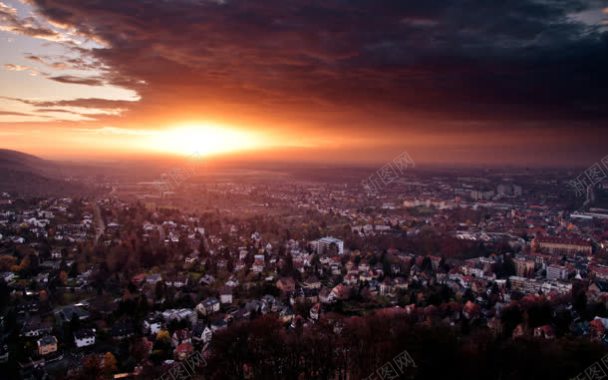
[[0, 149, 87, 197]]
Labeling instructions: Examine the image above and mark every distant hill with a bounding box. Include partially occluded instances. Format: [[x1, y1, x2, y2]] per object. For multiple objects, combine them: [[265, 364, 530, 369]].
[[0, 149, 88, 197]]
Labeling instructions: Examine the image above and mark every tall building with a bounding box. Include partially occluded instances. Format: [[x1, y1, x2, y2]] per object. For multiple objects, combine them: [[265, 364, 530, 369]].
[[534, 237, 592, 257], [514, 257, 535, 277], [546, 265, 568, 281]]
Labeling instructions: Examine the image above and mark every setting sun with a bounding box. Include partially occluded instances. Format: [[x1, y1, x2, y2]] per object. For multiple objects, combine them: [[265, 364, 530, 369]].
[[144, 124, 266, 157]]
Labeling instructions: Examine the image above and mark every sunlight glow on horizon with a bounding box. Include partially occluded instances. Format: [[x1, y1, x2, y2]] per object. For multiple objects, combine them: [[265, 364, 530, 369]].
[[141, 123, 269, 157]]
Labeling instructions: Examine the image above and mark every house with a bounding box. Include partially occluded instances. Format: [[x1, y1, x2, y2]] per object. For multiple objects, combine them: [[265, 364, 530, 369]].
[[0, 272, 15, 283], [165, 274, 189, 288], [304, 288, 319, 303], [37, 335, 58, 356], [35, 273, 49, 284], [319, 288, 332, 304], [252, 255, 265, 273], [590, 319, 606, 340], [245, 300, 263, 314], [279, 306, 295, 323], [587, 280, 608, 303], [199, 274, 216, 286], [192, 322, 213, 344], [330, 284, 350, 301], [112, 321, 135, 340], [74, 329, 96, 348], [146, 273, 163, 284], [220, 287, 233, 305], [379, 279, 394, 296], [533, 325, 555, 339], [546, 265, 568, 281], [0, 343, 9, 363], [40, 260, 61, 270], [230, 308, 251, 321], [185, 255, 199, 265], [16, 301, 39, 314], [315, 237, 344, 255], [56, 305, 90, 324], [309, 303, 321, 321], [171, 329, 192, 347], [21, 318, 53, 338], [174, 342, 194, 361], [261, 295, 279, 312], [302, 277, 321, 289], [210, 319, 228, 332], [463, 301, 481, 320], [143, 316, 163, 335], [161, 309, 196, 324], [534, 236, 592, 256], [131, 273, 147, 286], [196, 298, 220, 316], [344, 273, 358, 286], [512, 324, 526, 338], [328, 262, 342, 275]]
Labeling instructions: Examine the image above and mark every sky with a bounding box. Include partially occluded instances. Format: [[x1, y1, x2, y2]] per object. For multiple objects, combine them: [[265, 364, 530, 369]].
[[0, 0, 607, 166]]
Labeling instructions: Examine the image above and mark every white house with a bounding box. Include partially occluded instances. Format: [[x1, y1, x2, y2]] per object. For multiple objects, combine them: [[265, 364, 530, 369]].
[[146, 273, 163, 284], [74, 329, 96, 348], [1, 272, 15, 283], [315, 237, 344, 255], [220, 287, 233, 305], [192, 322, 213, 344], [252, 254, 265, 273], [144, 316, 163, 335], [161, 309, 196, 324], [196, 298, 220, 316]]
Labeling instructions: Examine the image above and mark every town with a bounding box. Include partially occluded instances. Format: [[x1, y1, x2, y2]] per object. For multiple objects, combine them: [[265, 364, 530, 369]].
[[1, 164, 608, 379]]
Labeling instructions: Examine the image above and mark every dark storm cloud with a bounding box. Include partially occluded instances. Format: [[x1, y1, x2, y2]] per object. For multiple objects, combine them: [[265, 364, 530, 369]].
[[27, 0, 608, 124]]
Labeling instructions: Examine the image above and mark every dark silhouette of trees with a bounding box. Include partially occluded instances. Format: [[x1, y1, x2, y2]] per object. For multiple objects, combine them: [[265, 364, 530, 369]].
[[199, 310, 605, 380]]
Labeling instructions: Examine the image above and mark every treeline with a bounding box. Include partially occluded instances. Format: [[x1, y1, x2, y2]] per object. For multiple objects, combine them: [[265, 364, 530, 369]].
[[200, 312, 606, 380]]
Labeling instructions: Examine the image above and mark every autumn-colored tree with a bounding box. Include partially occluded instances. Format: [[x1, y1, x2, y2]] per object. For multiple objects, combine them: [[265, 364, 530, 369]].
[[0, 255, 16, 271], [58, 270, 68, 285], [39, 289, 48, 303], [131, 338, 152, 362], [102, 352, 117, 375], [82, 354, 101, 379], [156, 329, 171, 344]]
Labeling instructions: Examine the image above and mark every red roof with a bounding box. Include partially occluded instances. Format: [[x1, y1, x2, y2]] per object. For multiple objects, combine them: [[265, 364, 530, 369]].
[[175, 342, 193, 354]]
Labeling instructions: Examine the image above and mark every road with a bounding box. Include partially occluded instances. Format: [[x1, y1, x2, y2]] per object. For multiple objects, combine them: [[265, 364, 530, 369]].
[[93, 200, 105, 244]]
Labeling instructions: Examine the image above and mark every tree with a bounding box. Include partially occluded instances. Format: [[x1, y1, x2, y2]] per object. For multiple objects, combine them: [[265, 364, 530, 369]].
[[69, 262, 79, 278], [82, 354, 101, 379], [0, 255, 16, 271], [497, 256, 516, 278], [573, 290, 588, 315], [58, 270, 68, 285], [0, 279, 9, 312], [156, 330, 171, 344], [69, 313, 81, 335], [131, 338, 152, 362], [39, 289, 48, 303], [102, 352, 118, 375]]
